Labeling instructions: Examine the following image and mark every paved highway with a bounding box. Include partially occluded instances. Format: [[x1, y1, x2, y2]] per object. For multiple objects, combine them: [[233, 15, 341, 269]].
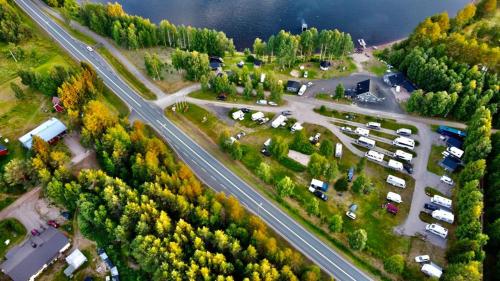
[[16, 0, 373, 280]]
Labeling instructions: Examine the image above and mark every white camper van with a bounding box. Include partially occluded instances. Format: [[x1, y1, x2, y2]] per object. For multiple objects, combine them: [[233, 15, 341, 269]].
[[271, 115, 287, 128], [366, 122, 381, 129], [431, 195, 452, 209], [396, 128, 412, 136], [386, 175, 406, 188], [421, 263, 443, 278], [335, 143, 343, 158], [291, 122, 303, 132], [393, 150, 413, 162], [297, 85, 307, 96], [354, 127, 370, 137], [357, 137, 376, 149], [386, 192, 402, 203], [393, 136, 415, 150], [232, 110, 245, 120], [432, 209, 454, 224], [251, 111, 265, 121], [365, 150, 384, 162], [426, 223, 448, 239], [387, 159, 404, 171]]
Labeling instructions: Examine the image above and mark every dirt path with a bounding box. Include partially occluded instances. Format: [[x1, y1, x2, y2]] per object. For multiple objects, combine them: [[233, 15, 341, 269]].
[[0, 187, 44, 231]]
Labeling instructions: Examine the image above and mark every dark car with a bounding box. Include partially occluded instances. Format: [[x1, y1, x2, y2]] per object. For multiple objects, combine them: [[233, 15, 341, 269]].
[[240, 108, 250, 113], [403, 162, 414, 174], [313, 190, 328, 201], [61, 211, 71, 220], [216, 93, 227, 101], [347, 167, 355, 182], [30, 241, 37, 248], [31, 229, 40, 236], [260, 147, 271, 157], [281, 110, 292, 116], [424, 203, 440, 211], [48, 220, 60, 228]]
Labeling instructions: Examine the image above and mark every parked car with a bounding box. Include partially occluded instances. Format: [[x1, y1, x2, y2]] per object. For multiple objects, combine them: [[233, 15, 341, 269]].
[[303, 71, 308, 78], [268, 101, 278, 106], [256, 99, 267, 105], [260, 147, 271, 157], [424, 203, 440, 212], [281, 110, 292, 116], [346, 211, 357, 220], [313, 190, 328, 201], [61, 211, 71, 220], [31, 229, 40, 236], [440, 175, 454, 186], [240, 108, 251, 113], [340, 126, 353, 133], [217, 93, 227, 101], [235, 132, 246, 140], [30, 241, 37, 248], [386, 203, 398, 215], [86, 46, 94, 52], [47, 220, 60, 228], [347, 167, 355, 182], [307, 81, 313, 87], [415, 255, 430, 263], [403, 162, 414, 174]]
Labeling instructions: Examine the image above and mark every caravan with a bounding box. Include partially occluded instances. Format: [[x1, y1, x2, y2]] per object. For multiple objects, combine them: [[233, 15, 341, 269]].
[[271, 115, 287, 128], [431, 195, 452, 209], [366, 122, 381, 129], [251, 111, 265, 121], [386, 175, 406, 188], [421, 263, 443, 278], [335, 143, 343, 158], [365, 150, 384, 162], [396, 128, 412, 136], [432, 209, 454, 224], [426, 223, 448, 239], [356, 137, 376, 149], [393, 150, 413, 162], [297, 85, 307, 96], [393, 136, 415, 150], [387, 159, 404, 171], [232, 110, 245, 120], [354, 127, 370, 137], [387, 192, 402, 203], [446, 146, 464, 159]]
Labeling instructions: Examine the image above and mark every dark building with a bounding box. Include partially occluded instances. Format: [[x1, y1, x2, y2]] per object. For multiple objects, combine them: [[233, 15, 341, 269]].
[[383, 72, 417, 92], [346, 79, 383, 103], [209, 56, 224, 70], [319, 60, 331, 70], [286, 80, 301, 92], [439, 156, 460, 172]]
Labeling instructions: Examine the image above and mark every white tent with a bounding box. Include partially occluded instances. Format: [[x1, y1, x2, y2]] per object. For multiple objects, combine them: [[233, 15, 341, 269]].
[[64, 249, 87, 276]]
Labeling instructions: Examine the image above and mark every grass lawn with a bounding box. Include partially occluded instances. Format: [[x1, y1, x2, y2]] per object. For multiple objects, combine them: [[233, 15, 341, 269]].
[[428, 145, 446, 175], [425, 186, 445, 197], [315, 93, 353, 105], [165, 102, 426, 280], [315, 106, 419, 133], [0, 219, 27, 257]]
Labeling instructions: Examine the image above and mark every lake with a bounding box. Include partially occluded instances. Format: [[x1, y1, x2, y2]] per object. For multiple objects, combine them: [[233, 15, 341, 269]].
[[92, 0, 469, 49]]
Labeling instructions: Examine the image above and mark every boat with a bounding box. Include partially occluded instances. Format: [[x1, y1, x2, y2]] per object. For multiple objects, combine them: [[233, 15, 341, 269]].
[[302, 22, 308, 31], [357, 38, 367, 48]]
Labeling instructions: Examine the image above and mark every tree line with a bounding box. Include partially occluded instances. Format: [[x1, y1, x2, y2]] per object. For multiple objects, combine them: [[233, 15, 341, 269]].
[[0, 0, 31, 43], [382, 0, 499, 125], [19, 63, 327, 280], [78, 2, 235, 56], [441, 106, 492, 281]]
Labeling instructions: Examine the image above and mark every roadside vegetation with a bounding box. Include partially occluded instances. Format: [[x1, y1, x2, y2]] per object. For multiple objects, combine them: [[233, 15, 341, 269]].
[[165, 102, 442, 280], [0, 218, 26, 257]]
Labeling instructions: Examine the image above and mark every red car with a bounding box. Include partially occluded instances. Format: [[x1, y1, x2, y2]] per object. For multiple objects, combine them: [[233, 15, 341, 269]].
[[47, 220, 60, 228], [386, 203, 399, 215], [31, 229, 40, 236]]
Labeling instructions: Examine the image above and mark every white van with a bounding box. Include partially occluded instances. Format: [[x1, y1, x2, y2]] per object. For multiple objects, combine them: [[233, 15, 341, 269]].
[[396, 128, 412, 136], [251, 111, 265, 121], [291, 122, 303, 132], [421, 263, 443, 278], [354, 127, 370, 137], [393, 136, 415, 150], [446, 146, 464, 159], [335, 143, 343, 158], [432, 209, 454, 224], [387, 159, 404, 171], [357, 137, 376, 149], [387, 192, 402, 203], [426, 223, 448, 239], [271, 115, 287, 128], [393, 150, 413, 162], [366, 122, 381, 129], [386, 175, 406, 189], [365, 150, 384, 162], [232, 110, 245, 120], [298, 85, 307, 96], [431, 195, 452, 209]]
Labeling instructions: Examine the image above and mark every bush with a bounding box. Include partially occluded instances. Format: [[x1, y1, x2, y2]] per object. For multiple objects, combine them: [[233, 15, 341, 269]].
[[334, 177, 349, 192], [279, 157, 306, 172], [348, 229, 368, 250], [384, 254, 405, 274], [328, 214, 343, 233]]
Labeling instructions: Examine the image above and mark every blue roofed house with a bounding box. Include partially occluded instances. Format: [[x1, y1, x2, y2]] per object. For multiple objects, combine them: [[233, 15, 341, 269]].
[[18, 117, 67, 149], [439, 156, 460, 172]]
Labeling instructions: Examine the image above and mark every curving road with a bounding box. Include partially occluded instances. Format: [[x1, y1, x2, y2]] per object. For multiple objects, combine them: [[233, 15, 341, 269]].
[[15, 0, 373, 280]]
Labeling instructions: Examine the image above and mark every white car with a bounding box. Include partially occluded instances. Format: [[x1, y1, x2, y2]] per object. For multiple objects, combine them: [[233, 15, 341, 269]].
[[345, 211, 356, 220], [415, 255, 430, 263], [303, 71, 308, 78], [86, 46, 94, 52], [307, 81, 313, 87], [256, 100, 267, 105], [268, 101, 278, 106], [440, 175, 454, 186], [341, 126, 353, 133]]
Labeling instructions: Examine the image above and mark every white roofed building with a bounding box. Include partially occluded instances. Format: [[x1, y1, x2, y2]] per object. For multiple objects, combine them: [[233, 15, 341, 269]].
[[64, 249, 88, 277], [18, 117, 67, 149]]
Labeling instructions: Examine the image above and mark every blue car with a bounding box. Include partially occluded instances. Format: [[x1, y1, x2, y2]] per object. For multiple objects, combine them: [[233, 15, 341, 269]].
[[347, 167, 355, 182]]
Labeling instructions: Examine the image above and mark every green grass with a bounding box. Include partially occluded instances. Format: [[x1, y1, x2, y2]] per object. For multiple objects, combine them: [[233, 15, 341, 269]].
[[428, 145, 446, 175], [368, 63, 388, 77], [0, 196, 16, 211], [99, 86, 130, 117], [425, 186, 445, 197], [315, 107, 419, 134], [98, 48, 156, 100], [0, 219, 27, 257], [49, 15, 97, 46]]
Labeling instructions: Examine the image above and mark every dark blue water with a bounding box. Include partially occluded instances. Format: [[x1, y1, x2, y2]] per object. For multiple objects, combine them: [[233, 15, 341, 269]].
[[93, 0, 469, 49]]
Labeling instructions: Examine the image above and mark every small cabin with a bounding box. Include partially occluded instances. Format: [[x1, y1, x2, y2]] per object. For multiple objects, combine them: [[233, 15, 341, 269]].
[[286, 80, 301, 93]]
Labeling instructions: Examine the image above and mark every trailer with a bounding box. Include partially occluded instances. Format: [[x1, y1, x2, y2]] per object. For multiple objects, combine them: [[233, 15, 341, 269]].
[[421, 263, 443, 278], [335, 143, 343, 158], [387, 192, 402, 203], [232, 110, 245, 120], [365, 150, 384, 162], [396, 128, 412, 136], [354, 127, 370, 136], [291, 122, 303, 132], [393, 150, 413, 162], [426, 223, 448, 239], [386, 175, 406, 188], [432, 209, 454, 224], [251, 111, 265, 121], [387, 159, 404, 171], [446, 146, 464, 159], [271, 115, 287, 128], [431, 195, 452, 209], [366, 122, 381, 129]]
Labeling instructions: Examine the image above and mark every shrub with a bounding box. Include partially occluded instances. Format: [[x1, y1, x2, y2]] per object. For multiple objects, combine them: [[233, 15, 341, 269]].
[[279, 157, 306, 172], [328, 214, 343, 233], [384, 254, 405, 274], [348, 229, 367, 250], [334, 177, 349, 192]]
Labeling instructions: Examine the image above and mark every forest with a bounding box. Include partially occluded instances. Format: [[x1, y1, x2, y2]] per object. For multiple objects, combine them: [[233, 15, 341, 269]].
[[381, 0, 499, 125], [9, 60, 328, 280]]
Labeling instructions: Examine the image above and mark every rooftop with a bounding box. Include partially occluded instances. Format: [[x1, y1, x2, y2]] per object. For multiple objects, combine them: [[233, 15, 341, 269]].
[[18, 117, 67, 149], [64, 249, 87, 276]]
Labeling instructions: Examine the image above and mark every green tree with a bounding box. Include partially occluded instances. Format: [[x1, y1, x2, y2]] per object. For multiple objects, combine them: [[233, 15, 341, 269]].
[[307, 153, 337, 180], [306, 198, 320, 216], [459, 159, 486, 184], [356, 157, 366, 172], [334, 177, 349, 192], [256, 162, 272, 183], [351, 174, 370, 194], [3, 159, 31, 188], [276, 176, 295, 198], [348, 229, 368, 250], [442, 261, 482, 281], [144, 52, 164, 80], [269, 137, 288, 159], [256, 83, 265, 100], [319, 139, 334, 157], [243, 77, 253, 99], [269, 80, 283, 102], [10, 82, 24, 99], [334, 83, 345, 99], [253, 38, 266, 59], [328, 214, 343, 233], [384, 254, 405, 274]]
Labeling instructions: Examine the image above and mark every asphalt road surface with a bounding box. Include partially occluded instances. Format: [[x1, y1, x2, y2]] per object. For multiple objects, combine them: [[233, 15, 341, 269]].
[[15, 0, 373, 280]]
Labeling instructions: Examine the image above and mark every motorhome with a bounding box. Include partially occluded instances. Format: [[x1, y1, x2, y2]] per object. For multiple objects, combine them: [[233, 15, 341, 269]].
[[387, 192, 402, 203], [446, 146, 464, 159], [297, 85, 307, 96], [310, 179, 329, 192], [393, 136, 415, 150], [386, 175, 406, 188], [393, 150, 413, 162], [335, 143, 343, 158], [251, 111, 264, 121], [365, 150, 384, 162], [271, 115, 287, 128], [431, 195, 452, 209], [421, 263, 443, 278], [387, 159, 404, 171], [356, 137, 376, 149], [291, 122, 303, 132], [432, 209, 454, 224], [366, 122, 381, 129], [396, 128, 412, 136], [426, 223, 448, 239], [354, 127, 370, 137], [232, 110, 245, 120]]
